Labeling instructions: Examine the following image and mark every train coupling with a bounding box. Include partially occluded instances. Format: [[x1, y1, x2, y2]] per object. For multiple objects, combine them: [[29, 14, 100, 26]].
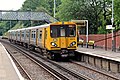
[[61, 50, 68, 57]]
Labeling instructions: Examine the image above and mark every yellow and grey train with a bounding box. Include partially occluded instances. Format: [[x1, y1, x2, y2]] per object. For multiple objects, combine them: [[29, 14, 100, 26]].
[[8, 22, 77, 59]]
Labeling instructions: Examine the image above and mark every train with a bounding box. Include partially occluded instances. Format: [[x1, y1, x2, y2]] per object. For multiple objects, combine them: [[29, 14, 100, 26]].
[[8, 22, 78, 60]]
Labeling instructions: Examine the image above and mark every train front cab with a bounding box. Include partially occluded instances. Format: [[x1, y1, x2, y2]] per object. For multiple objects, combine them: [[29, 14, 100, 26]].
[[44, 22, 77, 59]]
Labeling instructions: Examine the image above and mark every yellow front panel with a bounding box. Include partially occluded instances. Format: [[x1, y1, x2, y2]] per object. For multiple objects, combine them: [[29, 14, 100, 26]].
[[67, 37, 77, 49], [42, 22, 78, 50], [60, 37, 67, 48], [49, 37, 77, 50], [51, 38, 61, 50]]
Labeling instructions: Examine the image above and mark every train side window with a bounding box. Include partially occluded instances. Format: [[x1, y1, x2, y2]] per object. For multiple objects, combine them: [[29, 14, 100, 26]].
[[26, 31, 29, 37], [22, 32, 24, 37], [39, 30, 42, 39], [32, 33, 33, 38], [18, 32, 20, 36], [31, 31, 33, 38], [15, 32, 16, 36], [32, 34, 35, 38], [31, 31, 35, 38], [39, 34, 42, 39], [34, 31, 36, 38], [34, 34, 36, 38]]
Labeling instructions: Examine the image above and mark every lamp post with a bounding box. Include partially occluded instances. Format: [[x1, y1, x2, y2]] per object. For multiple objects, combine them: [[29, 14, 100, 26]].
[[54, 0, 56, 22], [111, 0, 115, 51], [86, 20, 88, 47]]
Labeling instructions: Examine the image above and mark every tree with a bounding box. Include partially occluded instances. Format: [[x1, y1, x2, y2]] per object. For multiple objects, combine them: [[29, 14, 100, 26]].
[[114, 0, 120, 30], [20, 0, 61, 27], [57, 0, 104, 34]]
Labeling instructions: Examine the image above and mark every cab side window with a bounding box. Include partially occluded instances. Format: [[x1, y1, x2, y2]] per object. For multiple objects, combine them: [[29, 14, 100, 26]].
[[69, 27, 76, 37], [51, 27, 58, 38]]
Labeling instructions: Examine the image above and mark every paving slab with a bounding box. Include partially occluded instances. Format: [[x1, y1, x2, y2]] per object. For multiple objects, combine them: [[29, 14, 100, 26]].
[[76, 46, 120, 62], [0, 42, 24, 80]]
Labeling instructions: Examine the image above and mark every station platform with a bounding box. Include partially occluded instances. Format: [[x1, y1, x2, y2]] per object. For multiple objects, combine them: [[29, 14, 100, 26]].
[[0, 42, 24, 80], [76, 46, 120, 62]]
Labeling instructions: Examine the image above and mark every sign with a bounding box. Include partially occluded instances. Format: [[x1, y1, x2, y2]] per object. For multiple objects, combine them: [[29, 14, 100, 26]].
[[71, 20, 86, 26], [106, 25, 114, 29]]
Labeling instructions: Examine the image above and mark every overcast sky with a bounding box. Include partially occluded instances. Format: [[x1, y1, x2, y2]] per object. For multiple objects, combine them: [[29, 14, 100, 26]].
[[0, 0, 26, 10]]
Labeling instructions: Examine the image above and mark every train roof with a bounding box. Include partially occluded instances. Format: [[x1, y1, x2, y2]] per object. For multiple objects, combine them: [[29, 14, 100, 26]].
[[26, 24, 50, 30], [8, 22, 76, 32], [8, 24, 50, 32], [16, 28, 26, 31], [8, 29, 17, 32]]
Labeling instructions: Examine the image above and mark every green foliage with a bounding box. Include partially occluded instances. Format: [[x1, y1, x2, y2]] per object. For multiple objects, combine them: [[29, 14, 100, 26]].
[[19, 0, 61, 28], [21, 0, 41, 11], [56, 0, 120, 34], [1, 0, 120, 35], [114, 0, 120, 30], [0, 21, 18, 36], [97, 26, 106, 34], [57, 0, 84, 21], [42, 0, 61, 16], [57, 0, 105, 33], [11, 22, 24, 29]]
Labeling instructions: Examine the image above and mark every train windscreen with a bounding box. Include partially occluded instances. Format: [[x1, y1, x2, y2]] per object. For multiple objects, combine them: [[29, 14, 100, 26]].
[[50, 25, 76, 38]]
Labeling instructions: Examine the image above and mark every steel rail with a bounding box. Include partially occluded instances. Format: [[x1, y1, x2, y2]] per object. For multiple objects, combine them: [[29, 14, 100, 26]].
[[13, 44, 91, 80], [6, 49, 32, 80], [10, 44, 70, 80], [0, 39, 91, 80], [70, 60, 119, 80]]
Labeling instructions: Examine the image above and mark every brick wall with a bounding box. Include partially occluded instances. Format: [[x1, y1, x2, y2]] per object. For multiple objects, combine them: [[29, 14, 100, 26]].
[[79, 30, 120, 49]]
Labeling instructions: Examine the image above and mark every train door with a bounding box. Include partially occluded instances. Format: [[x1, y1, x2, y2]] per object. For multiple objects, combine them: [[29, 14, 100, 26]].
[[42, 28, 47, 48], [38, 29, 42, 48], [29, 30, 31, 45], [44, 28, 47, 48], [36, 29, 38, 46]]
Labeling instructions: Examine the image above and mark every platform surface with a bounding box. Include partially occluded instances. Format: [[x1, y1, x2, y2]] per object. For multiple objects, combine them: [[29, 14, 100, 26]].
[[0, 42, 24, 80], [76, 46, 120, 62]]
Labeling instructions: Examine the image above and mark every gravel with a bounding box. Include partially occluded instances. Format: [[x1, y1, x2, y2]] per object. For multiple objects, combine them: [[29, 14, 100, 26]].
[[2, 42, 56, 80], [56, 61, 119, 80], [2, 39, 120, 80]]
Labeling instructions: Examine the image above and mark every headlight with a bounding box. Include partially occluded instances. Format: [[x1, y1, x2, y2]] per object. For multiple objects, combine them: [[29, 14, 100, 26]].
[[70, 41, 76, 47], [51, 42, 55, 46], [51, 42, 57, 47], [72, 41, 76, 45]]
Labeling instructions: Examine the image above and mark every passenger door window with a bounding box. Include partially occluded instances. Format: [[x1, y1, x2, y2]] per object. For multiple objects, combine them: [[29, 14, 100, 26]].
[[60, 27, 66, 37]]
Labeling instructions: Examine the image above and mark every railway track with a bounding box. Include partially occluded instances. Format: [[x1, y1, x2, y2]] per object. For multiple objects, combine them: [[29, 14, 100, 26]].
[[6, 49, 32, 80], [1, 39, 119, 80], [11, 43, 90, 80], [70, 60, 119, 80], [2, 41, 69, 80], [1, 39, 91, 80]]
